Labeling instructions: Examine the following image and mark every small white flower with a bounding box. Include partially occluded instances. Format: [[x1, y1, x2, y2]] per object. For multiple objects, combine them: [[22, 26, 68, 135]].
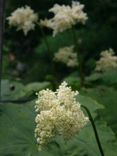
[[40, 1, 88, 36], [7, 6, 38, 35], [35, 82, 88, 150], [54, 46, 78, 67], [95, 48, 117, 72]]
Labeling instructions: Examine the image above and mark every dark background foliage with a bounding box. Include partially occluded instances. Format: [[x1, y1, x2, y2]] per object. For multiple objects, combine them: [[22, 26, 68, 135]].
[[3, 0, 117, 83]]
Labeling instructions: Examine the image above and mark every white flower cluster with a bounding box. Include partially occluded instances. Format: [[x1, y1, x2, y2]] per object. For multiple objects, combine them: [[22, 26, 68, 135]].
[[54, 46, 78, 67], [95, 48, 117, 72], [7, 6, 38, 35], [40, 1, 88, 36], [35, 82, 88, 150]]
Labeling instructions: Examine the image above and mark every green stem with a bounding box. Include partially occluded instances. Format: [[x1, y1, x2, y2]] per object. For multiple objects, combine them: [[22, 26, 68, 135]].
[[50, 141, 64, 156], [39, 25, 58, 87], [81, 105, 104, 156], [0, 0, 6, 100], [39, 25, 51, 53], [71, 28, 85, 87]]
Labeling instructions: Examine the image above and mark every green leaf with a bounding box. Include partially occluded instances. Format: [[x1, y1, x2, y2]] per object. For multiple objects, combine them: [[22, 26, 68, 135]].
[[64, 74, 81, 90], [64, 121, 117, 156], [25, 82, 51, 94], [1, 80, 51, 100], [1, 79, 25, 100], [86, 73, 102, 83], [81, 86, 117, 136], [86, 70, 117, 88], [77, 95, 104, 118], [101, 70, 117, 87], [0, 101, 37, 156]]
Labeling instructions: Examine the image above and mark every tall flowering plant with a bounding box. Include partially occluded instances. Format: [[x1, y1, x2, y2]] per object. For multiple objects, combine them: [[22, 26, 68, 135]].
[[7, 1, 88, 87], [35, 82, 105, 156], [40, 1, 87, 86]]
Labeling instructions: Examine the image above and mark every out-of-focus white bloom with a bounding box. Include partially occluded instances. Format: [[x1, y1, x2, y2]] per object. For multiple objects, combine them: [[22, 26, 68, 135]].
[[54, 46, 78, 67], [71, 1, 88, 24], [95, 48, 117, 72], [40, 1, 88, 36], [7, 6, 38, 35], [40, 18, 53, 28], [35, 81, 88, 150]]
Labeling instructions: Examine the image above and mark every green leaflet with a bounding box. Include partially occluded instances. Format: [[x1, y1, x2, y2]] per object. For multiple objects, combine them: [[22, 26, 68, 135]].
[[0, 101, 38, 156], [64, 74, 81, 90], [64, 121, 117, 156], [81, 86, 117, 137], [1, 79, 25, 100], [1, 80, 51, 100], [101, 70, 117, 87], [77, 95, 104, 118], [25, 82, 51, 93], [86, 70, 117, 88]]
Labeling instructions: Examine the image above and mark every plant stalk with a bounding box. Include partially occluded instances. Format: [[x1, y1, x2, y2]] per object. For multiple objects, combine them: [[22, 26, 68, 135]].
[[0, 0, 6, 100], [39, 25, 51, 54], [81, 105, 104, 156], [39, 25, 58, 87], [71, 28, 85, 87]]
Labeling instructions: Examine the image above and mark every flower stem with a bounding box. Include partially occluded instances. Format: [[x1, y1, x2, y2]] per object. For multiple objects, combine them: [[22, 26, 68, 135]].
[[39, 25, 58, 87], [81, 105, 104, 156], [39, 25, 51, 54], [71, 28, 85, 87], [50, 141, 64, 156], [0, 0, 6, 100]]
